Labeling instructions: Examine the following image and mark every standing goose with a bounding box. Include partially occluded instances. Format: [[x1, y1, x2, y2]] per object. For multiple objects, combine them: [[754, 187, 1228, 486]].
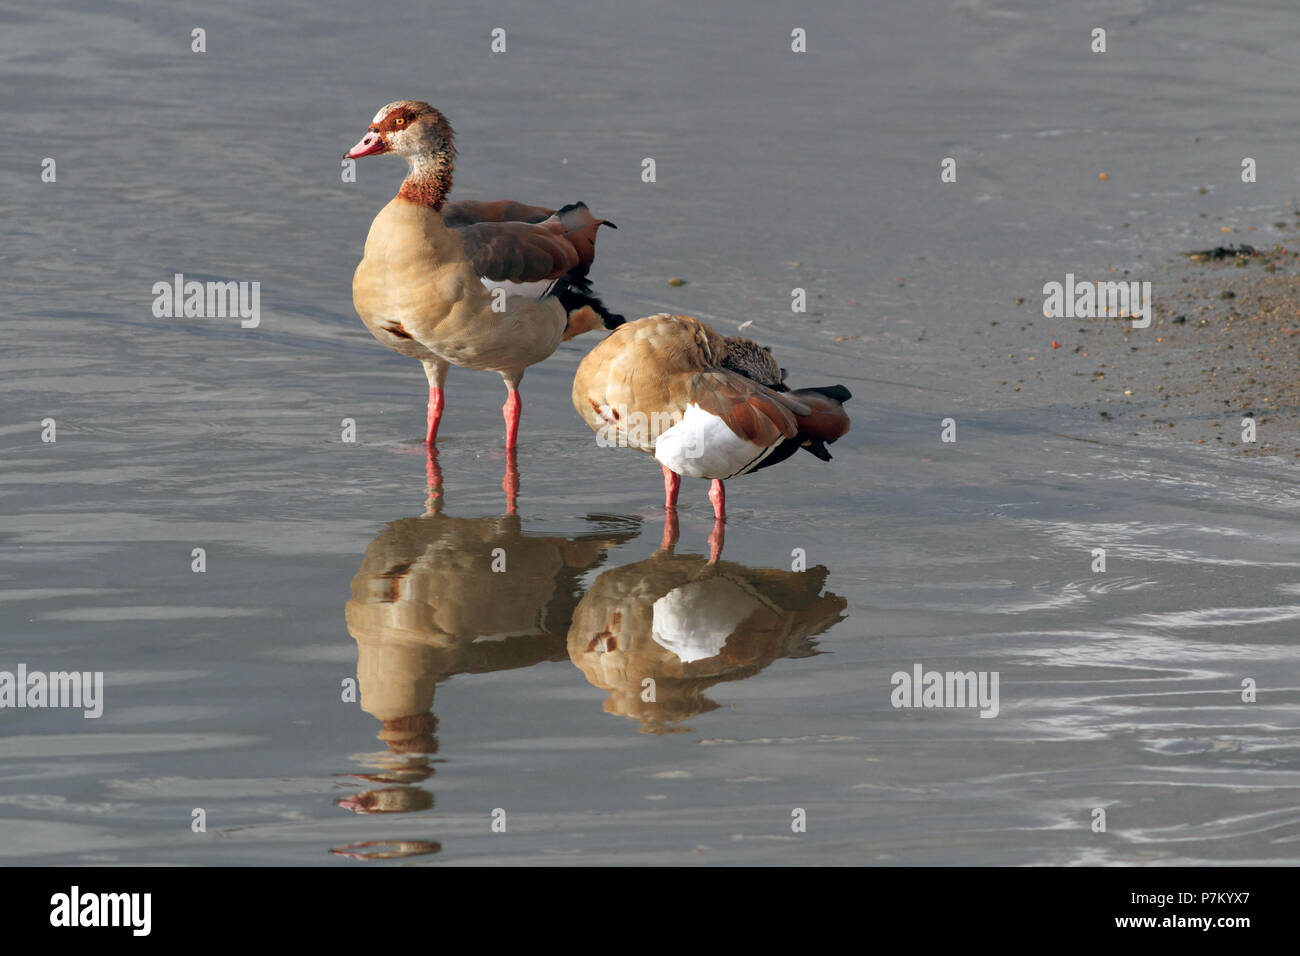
[[347, 100, 623, 448], [572, 314, 851, 557]]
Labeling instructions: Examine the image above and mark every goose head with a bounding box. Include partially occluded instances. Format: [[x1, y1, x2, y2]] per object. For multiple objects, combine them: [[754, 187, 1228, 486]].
[[345, 100, 457, 168], [721, 336, 788, 391]]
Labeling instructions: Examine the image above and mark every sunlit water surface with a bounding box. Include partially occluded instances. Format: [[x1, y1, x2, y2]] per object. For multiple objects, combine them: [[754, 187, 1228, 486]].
[[1, 0, 1298, 864]]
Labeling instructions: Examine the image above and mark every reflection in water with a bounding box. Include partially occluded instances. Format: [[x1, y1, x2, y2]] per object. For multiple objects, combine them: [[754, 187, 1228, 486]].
[[335, 451, 640, 855], [329, 839, 444, 861], [568, 519, 847, 734]]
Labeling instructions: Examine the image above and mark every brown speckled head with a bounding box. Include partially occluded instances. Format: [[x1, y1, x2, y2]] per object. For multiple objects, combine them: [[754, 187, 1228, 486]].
[[721, 336, 787, 390], [346, 100, 457, 208]]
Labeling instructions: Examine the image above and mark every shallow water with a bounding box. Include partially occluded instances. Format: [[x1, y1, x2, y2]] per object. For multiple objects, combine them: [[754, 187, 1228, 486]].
[[2, 0, 1298, 864]]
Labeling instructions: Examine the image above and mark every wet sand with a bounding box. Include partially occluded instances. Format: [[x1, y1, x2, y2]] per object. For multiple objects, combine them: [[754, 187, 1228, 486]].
[[992, 223, 1300, 458]]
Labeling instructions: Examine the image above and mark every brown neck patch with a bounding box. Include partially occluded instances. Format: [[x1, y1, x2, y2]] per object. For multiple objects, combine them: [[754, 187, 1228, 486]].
[[398, 163, 453, 209]]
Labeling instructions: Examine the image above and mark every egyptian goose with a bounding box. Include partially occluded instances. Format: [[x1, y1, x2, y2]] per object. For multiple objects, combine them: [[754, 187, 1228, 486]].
[[571, 314, 851, 556], [346, 100, 622, 448]]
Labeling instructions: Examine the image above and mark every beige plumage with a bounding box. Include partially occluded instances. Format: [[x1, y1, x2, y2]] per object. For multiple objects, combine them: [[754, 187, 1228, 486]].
[[347, 100, 621, 447], [568, 547, 846, 733], [572, 314, 851, 556], [344, 463, 639, 755]]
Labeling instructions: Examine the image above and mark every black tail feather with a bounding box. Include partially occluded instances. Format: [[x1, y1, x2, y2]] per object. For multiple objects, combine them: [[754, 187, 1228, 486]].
[[789, 385, 850, 463], [795, 384, 852, 403], [555, 201, 617, 229], [552, 276, 625, 329], [803, 440, 834, 461]]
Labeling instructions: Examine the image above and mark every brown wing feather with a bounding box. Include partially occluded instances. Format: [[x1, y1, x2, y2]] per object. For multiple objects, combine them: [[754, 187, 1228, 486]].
[[549, 205, 605, 275], [441, 200, 555, 228], [458, 221, 581, 283], [788, 390, 851, 443], [685, 370, 801, 447]]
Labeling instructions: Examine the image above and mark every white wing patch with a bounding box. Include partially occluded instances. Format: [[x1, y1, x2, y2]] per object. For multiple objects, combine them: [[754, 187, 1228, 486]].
[[653, 403, 778, 479], [650, 578, 759, 663], [480, 277, 560, 300]]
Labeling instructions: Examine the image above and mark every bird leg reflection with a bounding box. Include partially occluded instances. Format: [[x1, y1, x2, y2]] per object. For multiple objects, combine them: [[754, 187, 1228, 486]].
[[424, 448, 445, 515], [502, 448, 520, 515], [707, 517, 726, 563], [660, 507, 680, 553]]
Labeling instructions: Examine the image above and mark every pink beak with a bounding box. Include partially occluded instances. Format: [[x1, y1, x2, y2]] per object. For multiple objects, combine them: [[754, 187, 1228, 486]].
[[346, 130, 387, 159], [337, 794, 369, 812]]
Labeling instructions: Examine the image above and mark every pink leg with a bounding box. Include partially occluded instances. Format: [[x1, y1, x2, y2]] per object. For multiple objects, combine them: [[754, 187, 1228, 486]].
[[662, 465, 681, 511], [708, 479, 726, 522], [707, 480, 726, 562], [426, 386, 445, 446], [660, 508, 680, 553], [502, 448, 520, 515], [503, 389, 522, 449]]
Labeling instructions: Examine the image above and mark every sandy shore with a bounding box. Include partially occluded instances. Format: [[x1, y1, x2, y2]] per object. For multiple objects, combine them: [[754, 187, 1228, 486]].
[[990, 207, 1300, 458]]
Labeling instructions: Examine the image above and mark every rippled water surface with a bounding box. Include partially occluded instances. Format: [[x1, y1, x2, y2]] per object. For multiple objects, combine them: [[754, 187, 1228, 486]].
[[2, 0, 1298, 864]]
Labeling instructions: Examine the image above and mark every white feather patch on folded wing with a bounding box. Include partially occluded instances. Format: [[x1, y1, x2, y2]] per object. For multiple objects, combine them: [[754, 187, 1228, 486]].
[[650, 578, 758, 663], [479, 277, 560, 300], [653, 403, 779, 479]]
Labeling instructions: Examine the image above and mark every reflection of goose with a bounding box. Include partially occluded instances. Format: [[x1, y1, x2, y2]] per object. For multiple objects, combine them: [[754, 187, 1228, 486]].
[[347, 526, 640, 754], [333, 455, 639, 860], [568, 539, 846, 733], [329, 839, 442, 861], [337, 787, 434, 815], [344, 453, 640, 762]]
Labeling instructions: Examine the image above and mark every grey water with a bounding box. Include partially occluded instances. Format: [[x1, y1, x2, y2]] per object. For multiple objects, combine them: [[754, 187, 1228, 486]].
[[1, 0, 1298, 864]]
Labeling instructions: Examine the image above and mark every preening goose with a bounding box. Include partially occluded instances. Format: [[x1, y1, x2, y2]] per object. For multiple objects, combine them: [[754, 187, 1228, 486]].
[[572, 314, 850, 557], [347, 100, 622, 448]]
